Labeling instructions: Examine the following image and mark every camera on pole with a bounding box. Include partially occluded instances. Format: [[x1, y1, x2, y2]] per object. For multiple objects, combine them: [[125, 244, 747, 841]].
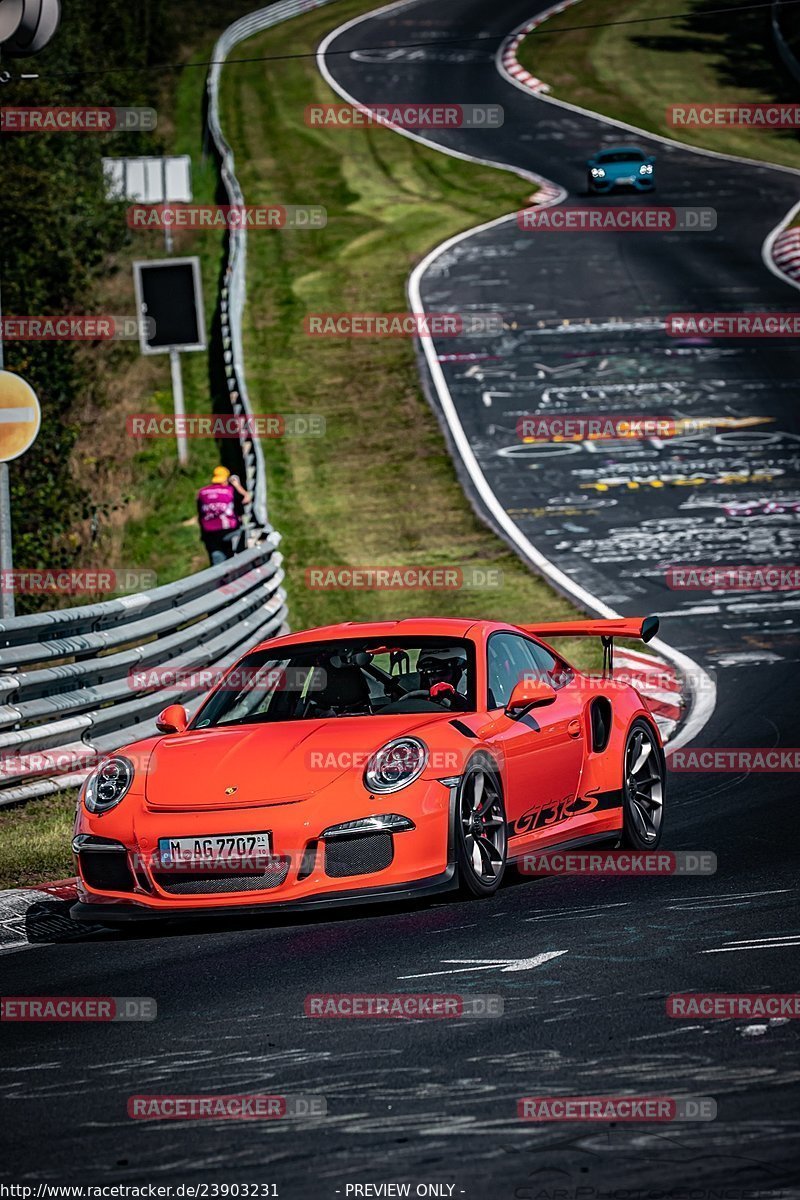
[[0, 0, 61, 56]]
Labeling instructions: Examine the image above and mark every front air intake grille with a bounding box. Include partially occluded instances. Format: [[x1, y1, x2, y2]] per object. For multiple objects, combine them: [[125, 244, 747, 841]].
[[324, 832, 393, 878], [79, 851, 136, 893], [153, 858, 290, 895]]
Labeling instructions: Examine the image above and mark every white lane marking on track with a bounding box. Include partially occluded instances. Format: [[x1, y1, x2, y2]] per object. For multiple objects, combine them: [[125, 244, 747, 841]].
[[399, 950, 567, 978], [524, 904, 632, 924], [427, 924, 478, 934], [632, 1025, 708, 1040], [318, 2, 717, 752], [526, 902, 631, 918], [713, 934, 800, 944], [667, 901, 771, 912], [671, 889, 791, 902], [741, 1020, 790, 1036], [702, 934, 800, 953]]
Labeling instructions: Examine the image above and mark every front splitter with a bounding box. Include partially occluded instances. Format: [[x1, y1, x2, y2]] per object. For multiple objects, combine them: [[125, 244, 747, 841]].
[[69, 865, 457, 923]]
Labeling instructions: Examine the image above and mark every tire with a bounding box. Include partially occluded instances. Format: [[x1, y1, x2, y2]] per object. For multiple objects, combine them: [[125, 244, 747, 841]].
[[456, 756, 507, 897], [621, 719, 666, 849]]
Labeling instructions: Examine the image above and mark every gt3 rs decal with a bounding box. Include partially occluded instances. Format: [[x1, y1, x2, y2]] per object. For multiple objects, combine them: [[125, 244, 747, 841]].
[[511, 790, 622, 837], [512, 794, 597, 836]]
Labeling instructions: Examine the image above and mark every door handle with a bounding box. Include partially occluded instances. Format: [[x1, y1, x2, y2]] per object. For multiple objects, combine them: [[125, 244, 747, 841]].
[[567, 719, 582, 738]]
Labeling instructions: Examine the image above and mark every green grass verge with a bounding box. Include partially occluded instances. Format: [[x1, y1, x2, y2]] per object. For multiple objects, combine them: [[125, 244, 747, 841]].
[[0, 793, 77, 890], [217, 0, 593, 643], [517, 0, 800, 171], [113, 34, 234, 588]]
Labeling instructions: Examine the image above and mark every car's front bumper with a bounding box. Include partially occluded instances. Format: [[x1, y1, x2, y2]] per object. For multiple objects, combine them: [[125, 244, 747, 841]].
[[71, 776, 457, 921], [589, 174, 655, 192], [70, 864, 457, 923]]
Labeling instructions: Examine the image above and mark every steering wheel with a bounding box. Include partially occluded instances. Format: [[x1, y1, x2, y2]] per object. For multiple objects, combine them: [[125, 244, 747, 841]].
[[397, 687, 457, 708]]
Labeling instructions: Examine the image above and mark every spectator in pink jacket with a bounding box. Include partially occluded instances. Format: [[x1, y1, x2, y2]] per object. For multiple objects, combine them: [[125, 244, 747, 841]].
[[196, 466, 252, 565]]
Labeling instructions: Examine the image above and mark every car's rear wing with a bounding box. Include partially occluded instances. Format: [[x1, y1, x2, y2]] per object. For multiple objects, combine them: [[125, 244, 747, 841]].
[[519, 616, 658, 643], [518, 615, 659, 674]]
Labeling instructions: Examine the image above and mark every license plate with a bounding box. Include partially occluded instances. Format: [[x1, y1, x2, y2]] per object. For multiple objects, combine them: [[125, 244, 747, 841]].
[[158, 832, 272, 870], [618, 176, 635, 184]]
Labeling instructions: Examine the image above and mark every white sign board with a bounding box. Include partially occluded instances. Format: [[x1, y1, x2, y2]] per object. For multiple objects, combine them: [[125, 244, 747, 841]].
[[103, 156, 193, 203]]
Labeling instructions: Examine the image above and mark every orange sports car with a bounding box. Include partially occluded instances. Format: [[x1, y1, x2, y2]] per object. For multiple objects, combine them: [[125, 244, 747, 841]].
[[70, 615, 667, 922]]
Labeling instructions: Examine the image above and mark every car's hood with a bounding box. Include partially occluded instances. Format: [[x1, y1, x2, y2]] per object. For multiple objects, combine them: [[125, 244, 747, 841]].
[[143, 712, 454, 811]]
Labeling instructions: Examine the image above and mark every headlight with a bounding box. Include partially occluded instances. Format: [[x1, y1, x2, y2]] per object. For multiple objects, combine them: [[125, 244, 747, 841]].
[[84, 756, 134, 814], [364, 737, 428, 794], [639, 163, 653, 174], [591, 167, 605, 178]]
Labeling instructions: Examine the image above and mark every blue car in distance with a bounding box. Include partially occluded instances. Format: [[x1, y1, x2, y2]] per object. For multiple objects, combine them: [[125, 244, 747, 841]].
[[587, 145, 656, 193]]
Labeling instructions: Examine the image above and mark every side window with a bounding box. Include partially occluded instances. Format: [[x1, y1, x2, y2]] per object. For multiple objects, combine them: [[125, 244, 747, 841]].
[[487, 634, 574, 709], [527, 639, 574, 689], [487, 634, 542, 709]]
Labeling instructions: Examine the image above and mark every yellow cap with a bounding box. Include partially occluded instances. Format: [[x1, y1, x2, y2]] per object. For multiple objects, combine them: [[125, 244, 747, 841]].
[[211, 466, 230, 484]]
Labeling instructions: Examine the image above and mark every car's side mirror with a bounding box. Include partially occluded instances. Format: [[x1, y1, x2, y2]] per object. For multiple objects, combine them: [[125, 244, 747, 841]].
[[505, 677, 557, 718], [156, 704, 189, 734]]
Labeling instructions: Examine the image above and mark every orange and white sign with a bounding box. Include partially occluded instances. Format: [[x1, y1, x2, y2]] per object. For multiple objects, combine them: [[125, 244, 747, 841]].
[[0, 371, 41, 463]]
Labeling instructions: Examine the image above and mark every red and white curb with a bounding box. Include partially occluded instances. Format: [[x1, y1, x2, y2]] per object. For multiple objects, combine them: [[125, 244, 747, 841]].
[[0, 878, 80, 952], [526, 178, 564, 206], [499, 0, 583, 95], [769, 226, 800, 286], [614, 649, 684, 743]]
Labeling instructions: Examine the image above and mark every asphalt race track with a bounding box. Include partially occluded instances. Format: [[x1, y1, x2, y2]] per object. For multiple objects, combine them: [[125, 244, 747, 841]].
[[2, 1, 800, 1195]]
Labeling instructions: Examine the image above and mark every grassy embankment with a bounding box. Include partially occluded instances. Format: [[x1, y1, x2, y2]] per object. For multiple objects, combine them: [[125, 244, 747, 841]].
[[516, 0, 800, 170]]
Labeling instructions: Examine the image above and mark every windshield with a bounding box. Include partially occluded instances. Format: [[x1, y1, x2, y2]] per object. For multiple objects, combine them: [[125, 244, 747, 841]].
[[191, 638, 477, 728], [597, 149, 645, 163]]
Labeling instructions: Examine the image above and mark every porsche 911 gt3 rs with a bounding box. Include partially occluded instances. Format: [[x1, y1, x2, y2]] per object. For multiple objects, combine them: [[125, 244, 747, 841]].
[[70, 615, 667, 922]]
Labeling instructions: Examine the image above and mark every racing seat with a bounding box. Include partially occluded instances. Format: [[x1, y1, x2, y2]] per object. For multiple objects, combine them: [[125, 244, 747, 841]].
[[312, 664, 372, 715]]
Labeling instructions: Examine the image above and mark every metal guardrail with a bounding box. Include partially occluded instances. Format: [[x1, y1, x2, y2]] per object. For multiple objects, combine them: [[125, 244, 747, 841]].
[[206, 0, 340, 529], [0, 0, 347, 805], [0, 538, 287, 806]]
